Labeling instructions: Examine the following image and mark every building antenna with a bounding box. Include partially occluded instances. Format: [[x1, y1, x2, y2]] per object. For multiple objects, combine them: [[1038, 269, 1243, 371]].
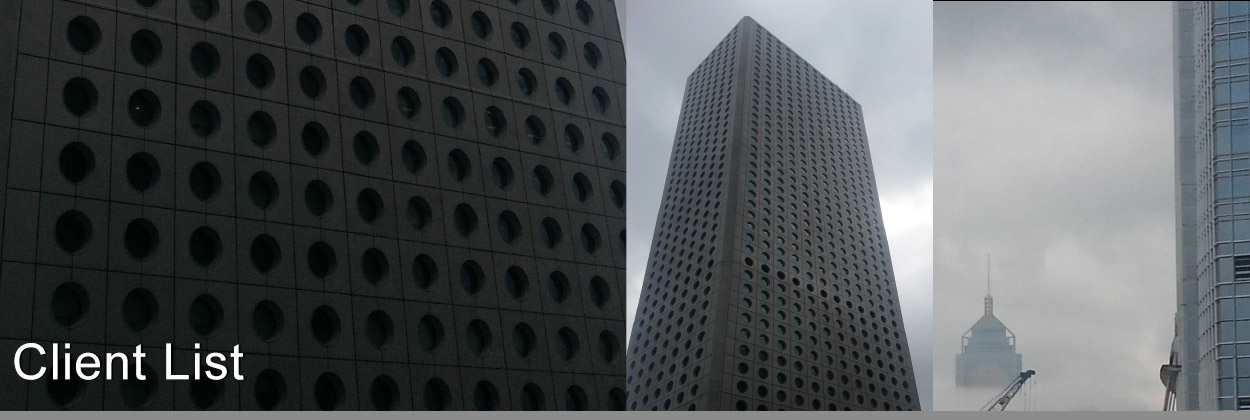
[[985, 253, 994, 315]]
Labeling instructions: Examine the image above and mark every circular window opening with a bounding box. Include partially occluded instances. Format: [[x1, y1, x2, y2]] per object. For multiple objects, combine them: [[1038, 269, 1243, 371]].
[[188, 162, 221, 202], [467, 319, 492, 355], [188, 294, 223, 336], [130, 30, 162, 67], [554, 78, 574, 105], [592, 87, 610, 113], [412, 254, 438, 290], [598, 331, 619, 362], [299, 66, 327, 99], [307, 241, 337, 279], [190, 0, 218, 21], [188, 226, 222, 267], [124, 218, 160, 260], [120, 363, 155, 408], [386, 0, 409, 17], [370, 375, 400, 411], [484, 106, 505, 137], [512, 322, 536, 357], [475, 59, 500, 88], [435, 48, 458, 77], [565, 386, 589, 411], [575, 0, 594, 25], [252, 300, 284, 341], [515, 68, 538, 97], [55, 210, 92, 254], [556, 327, 579, 360], [126, 152, 160, 192], [580, 223, 600, 254], [583, 42, 602, 69], [314, 372, 345, 410], [564, 124, 583, 152], [441, 97, 464, 128], [524, 116, 545, 144], [310, 305, 341, 345], [397, 87, 420, 119], [510, 23, 531, 49], [541, 0, 559, 15], [505, 265, 528, 298], [357, 188, 384, 224], [401, 140, 426, 173], [50, 281, 89, 327], [353, 131, 379, 165], [491, 158, 514, 189], [362, 248, 390, 284], [406, 196, 432, 231], [610, 180, 625, 209], [254, 369, 287, 410], [532, 165, 554, 196], [63, 77, 98, 117], [601, 133, 620, 161], [344, 25, 370, 57], [349, 77, 375, 109], [459, 260, 484, 295], [128, 90, 161, 128], [365, 310, 394, 349], [589, 275, 611, 308], [417, 314, 444, 351], [424, 378, 451, 410], [571, 173, 592, 202], [189, 100, 220, 138], [189, 42, 221, 79], [189, 378, 222, 409], [547, 271, 570, 303], [430, 0, 451, 28], [471, 11, 492, 39], [246, 54, 275, 89], [304, 180, 334, 217], [391, 36, 415, 68], [244, 1, 272, 34], [247, 111, 277, 148], [296, 13, 322, 45], [521, 382, 545, 410], [248, 171, 279, 210], [497, 210, 522, 244], [302, 121, 329, 156], [250, 233, 281, 273], [547, 33, 566, 59], [58, 142, 95, 184], [67, 16, 101, 54], [453, 203, 478, 237], [122, 288, 158, 332]]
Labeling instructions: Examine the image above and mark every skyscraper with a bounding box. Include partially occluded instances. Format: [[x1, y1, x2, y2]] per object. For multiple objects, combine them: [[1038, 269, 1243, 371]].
[[1172, 0, 1250, 411], [955, 262, 1022, 388], [626, 17, 919, 411], [0, 0, 626, 410]]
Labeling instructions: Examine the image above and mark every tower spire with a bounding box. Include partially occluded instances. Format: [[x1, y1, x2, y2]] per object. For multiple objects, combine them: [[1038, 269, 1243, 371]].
[[985, 253, 994, 315]]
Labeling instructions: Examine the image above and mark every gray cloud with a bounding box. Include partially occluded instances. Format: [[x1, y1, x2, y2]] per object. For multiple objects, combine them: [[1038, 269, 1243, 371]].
[[623, 0, 935, 410], [934, 2, 1173, 411]]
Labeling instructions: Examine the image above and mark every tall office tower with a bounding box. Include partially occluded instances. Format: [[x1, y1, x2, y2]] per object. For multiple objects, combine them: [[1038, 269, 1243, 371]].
[[626, 17, 919, 411], [1172, 0, 1250, 411], [954, 270, 1022, 388], [0, 0, 626, 411]]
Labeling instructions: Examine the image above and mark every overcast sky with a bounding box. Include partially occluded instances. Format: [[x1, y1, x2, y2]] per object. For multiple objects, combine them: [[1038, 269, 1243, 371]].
[[934, 2, 1174, 411], [621, 0, 935, 410]]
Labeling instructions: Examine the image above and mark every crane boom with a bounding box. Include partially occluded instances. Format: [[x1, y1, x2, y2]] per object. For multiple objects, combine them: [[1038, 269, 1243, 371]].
[[981, 370, 1036, 411]]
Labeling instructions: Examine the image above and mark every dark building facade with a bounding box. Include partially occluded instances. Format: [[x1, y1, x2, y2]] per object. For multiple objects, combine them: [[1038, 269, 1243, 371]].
[[0, 0, 626, 411], [626, 17, 919, 411]]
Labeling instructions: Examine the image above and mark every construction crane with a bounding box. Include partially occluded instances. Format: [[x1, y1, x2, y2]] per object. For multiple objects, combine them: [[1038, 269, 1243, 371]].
[[981, 370, 1036, 411]]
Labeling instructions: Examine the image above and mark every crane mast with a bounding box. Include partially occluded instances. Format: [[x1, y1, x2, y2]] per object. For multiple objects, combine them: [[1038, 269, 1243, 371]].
[[981, 370, 1036, 411]]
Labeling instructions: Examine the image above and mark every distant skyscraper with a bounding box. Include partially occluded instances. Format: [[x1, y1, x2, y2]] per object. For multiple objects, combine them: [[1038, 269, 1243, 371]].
[[1173, 0, 1250, 411], [626, 17, 920, 411], [955, 259, 1021, 388]]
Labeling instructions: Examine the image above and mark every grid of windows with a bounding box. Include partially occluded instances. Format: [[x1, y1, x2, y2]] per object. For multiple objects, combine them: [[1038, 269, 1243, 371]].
[[627, 17, 919, 411], [0, 0, 625, 411]]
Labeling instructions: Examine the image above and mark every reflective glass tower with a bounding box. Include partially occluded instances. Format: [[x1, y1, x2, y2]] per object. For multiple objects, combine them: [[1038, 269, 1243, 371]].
[[1174, 0, 1250, 411], [0, 0, 626, 410], [626, 17, 920, 411]]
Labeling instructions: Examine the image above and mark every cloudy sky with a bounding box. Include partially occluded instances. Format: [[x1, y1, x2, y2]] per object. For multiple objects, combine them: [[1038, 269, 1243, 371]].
[[934, 2, 1174, 411], [620, 0, 935, 410]]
